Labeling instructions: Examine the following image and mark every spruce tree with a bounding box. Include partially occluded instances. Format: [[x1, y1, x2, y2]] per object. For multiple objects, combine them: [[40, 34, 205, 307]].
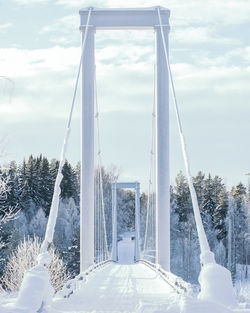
[[193, 171, 205, 208], [214, 187, 228, 243], [39, 157, 53, 216], [18, 160, 30, 212], [50, 158, 59, 182], [60, 160, 75, 199], [201, 174, 217, 225], [66, 227, 80, 277], [26, 155, 39, 205], [231, 183, 247, 265], [174, 172, 191, 223]]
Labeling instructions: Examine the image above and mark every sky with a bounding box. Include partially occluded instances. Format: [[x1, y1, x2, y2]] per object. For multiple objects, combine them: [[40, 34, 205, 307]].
[[0, 0, 250, 191]]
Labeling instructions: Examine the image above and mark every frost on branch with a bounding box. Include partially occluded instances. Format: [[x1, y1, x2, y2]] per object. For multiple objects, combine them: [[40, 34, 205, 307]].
[[0, 171, 19, 249], [0, 236, 71, 292]]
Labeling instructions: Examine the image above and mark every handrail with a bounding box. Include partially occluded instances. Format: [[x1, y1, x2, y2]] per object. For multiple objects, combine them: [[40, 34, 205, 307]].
[[56, 260, 114, 299], [139, 259, 195, 296]]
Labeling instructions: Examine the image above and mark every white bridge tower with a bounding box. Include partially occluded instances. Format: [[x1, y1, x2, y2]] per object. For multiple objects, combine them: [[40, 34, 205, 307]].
[[79, 7, 170, 272]]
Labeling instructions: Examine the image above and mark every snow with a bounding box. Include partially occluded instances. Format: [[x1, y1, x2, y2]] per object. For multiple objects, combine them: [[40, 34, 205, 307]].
[[15, 255, 54, 312], [51, 262, 176, 313], [0, 262, 250, 313], [198, 263, 237, 307], [117, 233, 135, 264], [0, 239, 249, 313]]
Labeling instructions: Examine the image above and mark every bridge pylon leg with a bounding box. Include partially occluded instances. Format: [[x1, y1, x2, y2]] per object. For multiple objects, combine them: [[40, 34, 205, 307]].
[[155, 26, 170, 272], [135, 182, 140, 262], [80, 26, 95, 272], [112, 183, 118, 261]]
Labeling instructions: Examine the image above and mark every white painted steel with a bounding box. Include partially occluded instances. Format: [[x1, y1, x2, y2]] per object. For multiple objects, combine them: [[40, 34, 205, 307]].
[[112, 183, 118, 261], [135, 182, 140, 261], [80, 26, 95, 272], [80, 7, 171, 271], [155, 26, 170, 271], [114, 182, 139, 189], [79, 7, 170, 30]]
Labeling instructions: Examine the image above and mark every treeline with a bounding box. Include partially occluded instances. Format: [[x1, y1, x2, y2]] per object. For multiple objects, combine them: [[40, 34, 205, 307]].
[[0, 155, 79, 216], [0, 155, 249, 284], [0, 155, 80, 276], [170, 171, 248, 283]]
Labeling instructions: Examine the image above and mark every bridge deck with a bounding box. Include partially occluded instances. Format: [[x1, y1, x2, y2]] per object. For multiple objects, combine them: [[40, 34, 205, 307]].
[[51, 263, 178, 313]]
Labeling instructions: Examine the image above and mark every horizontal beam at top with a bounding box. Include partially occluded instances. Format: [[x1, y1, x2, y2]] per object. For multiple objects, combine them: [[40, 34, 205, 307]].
[[112, 182, 140, 189], [79, 7, 170, 30]]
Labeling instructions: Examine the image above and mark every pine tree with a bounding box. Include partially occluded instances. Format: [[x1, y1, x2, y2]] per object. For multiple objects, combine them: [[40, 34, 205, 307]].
[[173, 172, 198, 282], [38, 157, 53, 216], [174, 172, 191, 223], [6, 162, 19, 210], [60, 161, 75, 199], [227, 197, 237, 283], [26, 155, 39, 205], [231, 183, 247, 265], [201, 174, 217, 225], [193, 171, 205, 207], [50, 158, 59, 182], [66, 227, 80, 277], [18, 160, 29, 211], [0, 162, 19, 213], [214, 187, 228, 243], [74, 162, 80, 206]]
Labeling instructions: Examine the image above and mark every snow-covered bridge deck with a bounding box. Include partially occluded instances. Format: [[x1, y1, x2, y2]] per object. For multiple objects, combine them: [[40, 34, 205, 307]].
[[49, 262, 250, 313], [51, 263, 177, 313]]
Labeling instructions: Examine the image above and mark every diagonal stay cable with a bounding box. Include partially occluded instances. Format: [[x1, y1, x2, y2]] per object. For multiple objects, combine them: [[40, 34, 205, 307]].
[[41, 7, 93, 253]]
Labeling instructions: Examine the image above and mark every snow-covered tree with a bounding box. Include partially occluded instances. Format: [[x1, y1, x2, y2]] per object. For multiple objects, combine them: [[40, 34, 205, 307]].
[[214, 186, 228, 243], [174, 172, 192, 223], [0, 166, 19, 275], [29, 208, 47, 238], [230, 183, 248, 274], [0, 236, 70, 292]]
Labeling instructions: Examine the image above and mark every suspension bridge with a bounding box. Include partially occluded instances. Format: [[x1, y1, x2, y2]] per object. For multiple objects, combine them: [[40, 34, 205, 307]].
[[1, 6, 247, 313]]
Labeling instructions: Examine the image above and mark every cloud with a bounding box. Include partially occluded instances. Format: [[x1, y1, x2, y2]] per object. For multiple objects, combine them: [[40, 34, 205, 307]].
[[50, 1, 247, 51], [40, 15, 80, 46], [0, 47, 80, 78], [228, 47, 250, 63], [1, 38, 250, 120], [56, 0, 250, 25], [172, 26, 240, 45], [171, 62, 250, 95], [0, 23, 13, 33], [11, 0, 49, 4], [0, 47, 81, 119]]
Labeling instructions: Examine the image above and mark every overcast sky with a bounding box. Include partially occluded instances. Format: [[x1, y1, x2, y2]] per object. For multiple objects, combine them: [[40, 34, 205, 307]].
[[0, 0, 250, 191]]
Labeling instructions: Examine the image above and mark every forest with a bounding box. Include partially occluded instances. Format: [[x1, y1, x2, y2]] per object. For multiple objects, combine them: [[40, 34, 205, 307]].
[[0, 154, 249, 285]]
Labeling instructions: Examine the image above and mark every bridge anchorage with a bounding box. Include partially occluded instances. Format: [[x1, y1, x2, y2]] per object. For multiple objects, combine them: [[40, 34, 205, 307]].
[[14, 6, 240, 313]]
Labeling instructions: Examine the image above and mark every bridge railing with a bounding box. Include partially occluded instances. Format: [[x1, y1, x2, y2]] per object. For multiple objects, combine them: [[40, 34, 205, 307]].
[[56, 260, 114, 299], [139, 259, 195, 296], [57, 257, 196, 299]]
